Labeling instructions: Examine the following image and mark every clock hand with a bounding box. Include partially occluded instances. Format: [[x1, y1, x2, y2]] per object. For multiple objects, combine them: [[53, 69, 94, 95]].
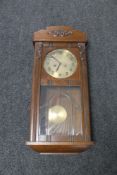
[[52, 56, 61, 64], [56, 63, 61, 71]]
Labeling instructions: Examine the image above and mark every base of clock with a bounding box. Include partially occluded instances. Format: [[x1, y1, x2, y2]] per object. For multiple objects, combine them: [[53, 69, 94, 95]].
[[26, 141, 94, 154]]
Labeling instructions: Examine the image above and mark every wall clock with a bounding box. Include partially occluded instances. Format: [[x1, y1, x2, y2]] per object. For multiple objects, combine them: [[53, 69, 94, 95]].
[[26, 26, 94, 154]]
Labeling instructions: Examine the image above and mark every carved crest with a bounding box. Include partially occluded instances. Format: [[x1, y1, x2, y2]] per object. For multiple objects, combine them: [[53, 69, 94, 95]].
[[48, 30, 72, 37]]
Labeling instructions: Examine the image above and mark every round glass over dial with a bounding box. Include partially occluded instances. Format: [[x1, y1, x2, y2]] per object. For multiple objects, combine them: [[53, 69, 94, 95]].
[[44, 49, 77, 78]]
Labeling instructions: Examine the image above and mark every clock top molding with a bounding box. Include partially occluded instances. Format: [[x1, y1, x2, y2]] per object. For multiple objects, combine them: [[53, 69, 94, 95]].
[[33, 26, 87, 43]]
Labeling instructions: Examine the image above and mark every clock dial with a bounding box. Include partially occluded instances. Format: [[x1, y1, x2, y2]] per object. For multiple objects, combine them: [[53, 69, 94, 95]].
[[44, 49, 77, 78]]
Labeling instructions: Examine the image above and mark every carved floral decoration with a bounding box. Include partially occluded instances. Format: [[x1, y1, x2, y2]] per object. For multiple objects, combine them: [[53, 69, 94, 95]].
[[48, 30, 72, 37]]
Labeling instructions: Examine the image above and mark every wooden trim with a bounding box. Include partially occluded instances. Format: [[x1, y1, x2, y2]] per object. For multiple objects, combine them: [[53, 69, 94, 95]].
[[29, 42, 39, 141], [26, 141, 94, 153], [29, 42, 43, 141], [80, 44, 91, 141], [35, 42, 43, 141]]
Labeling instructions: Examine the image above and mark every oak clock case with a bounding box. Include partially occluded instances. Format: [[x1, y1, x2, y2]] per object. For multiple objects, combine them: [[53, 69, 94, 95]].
[[26, 26, 94, 154]]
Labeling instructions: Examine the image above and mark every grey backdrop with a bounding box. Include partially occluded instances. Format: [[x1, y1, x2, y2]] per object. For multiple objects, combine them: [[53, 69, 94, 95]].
[[0, 0, 117, 175]]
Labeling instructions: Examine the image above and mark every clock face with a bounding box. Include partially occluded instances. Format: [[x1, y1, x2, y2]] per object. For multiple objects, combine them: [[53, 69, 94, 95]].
[[44, 49, 77, 78]]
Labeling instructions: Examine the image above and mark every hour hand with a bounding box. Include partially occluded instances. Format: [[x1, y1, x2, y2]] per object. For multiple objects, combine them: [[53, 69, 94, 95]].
[[56, 62, 61, 71]]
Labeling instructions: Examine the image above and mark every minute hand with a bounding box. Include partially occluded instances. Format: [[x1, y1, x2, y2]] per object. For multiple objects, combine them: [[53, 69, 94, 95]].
[[52, 56, 61, 64]]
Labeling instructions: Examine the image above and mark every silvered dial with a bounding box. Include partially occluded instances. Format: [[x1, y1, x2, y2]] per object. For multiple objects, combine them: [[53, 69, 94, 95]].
[[44, 49, 77, 78]]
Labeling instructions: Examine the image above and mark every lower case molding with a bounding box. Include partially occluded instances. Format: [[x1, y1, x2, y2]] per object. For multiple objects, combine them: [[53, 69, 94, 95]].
[[26, 141, 94, 154]]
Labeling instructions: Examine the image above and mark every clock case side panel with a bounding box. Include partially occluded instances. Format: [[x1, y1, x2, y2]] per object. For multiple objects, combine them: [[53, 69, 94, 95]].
[[29, 42, 43, 142], [78, 43, 92, 141]]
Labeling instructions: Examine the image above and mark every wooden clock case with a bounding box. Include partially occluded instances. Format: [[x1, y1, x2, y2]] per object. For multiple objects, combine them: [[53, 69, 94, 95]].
[[26, 26, 94, 154]]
